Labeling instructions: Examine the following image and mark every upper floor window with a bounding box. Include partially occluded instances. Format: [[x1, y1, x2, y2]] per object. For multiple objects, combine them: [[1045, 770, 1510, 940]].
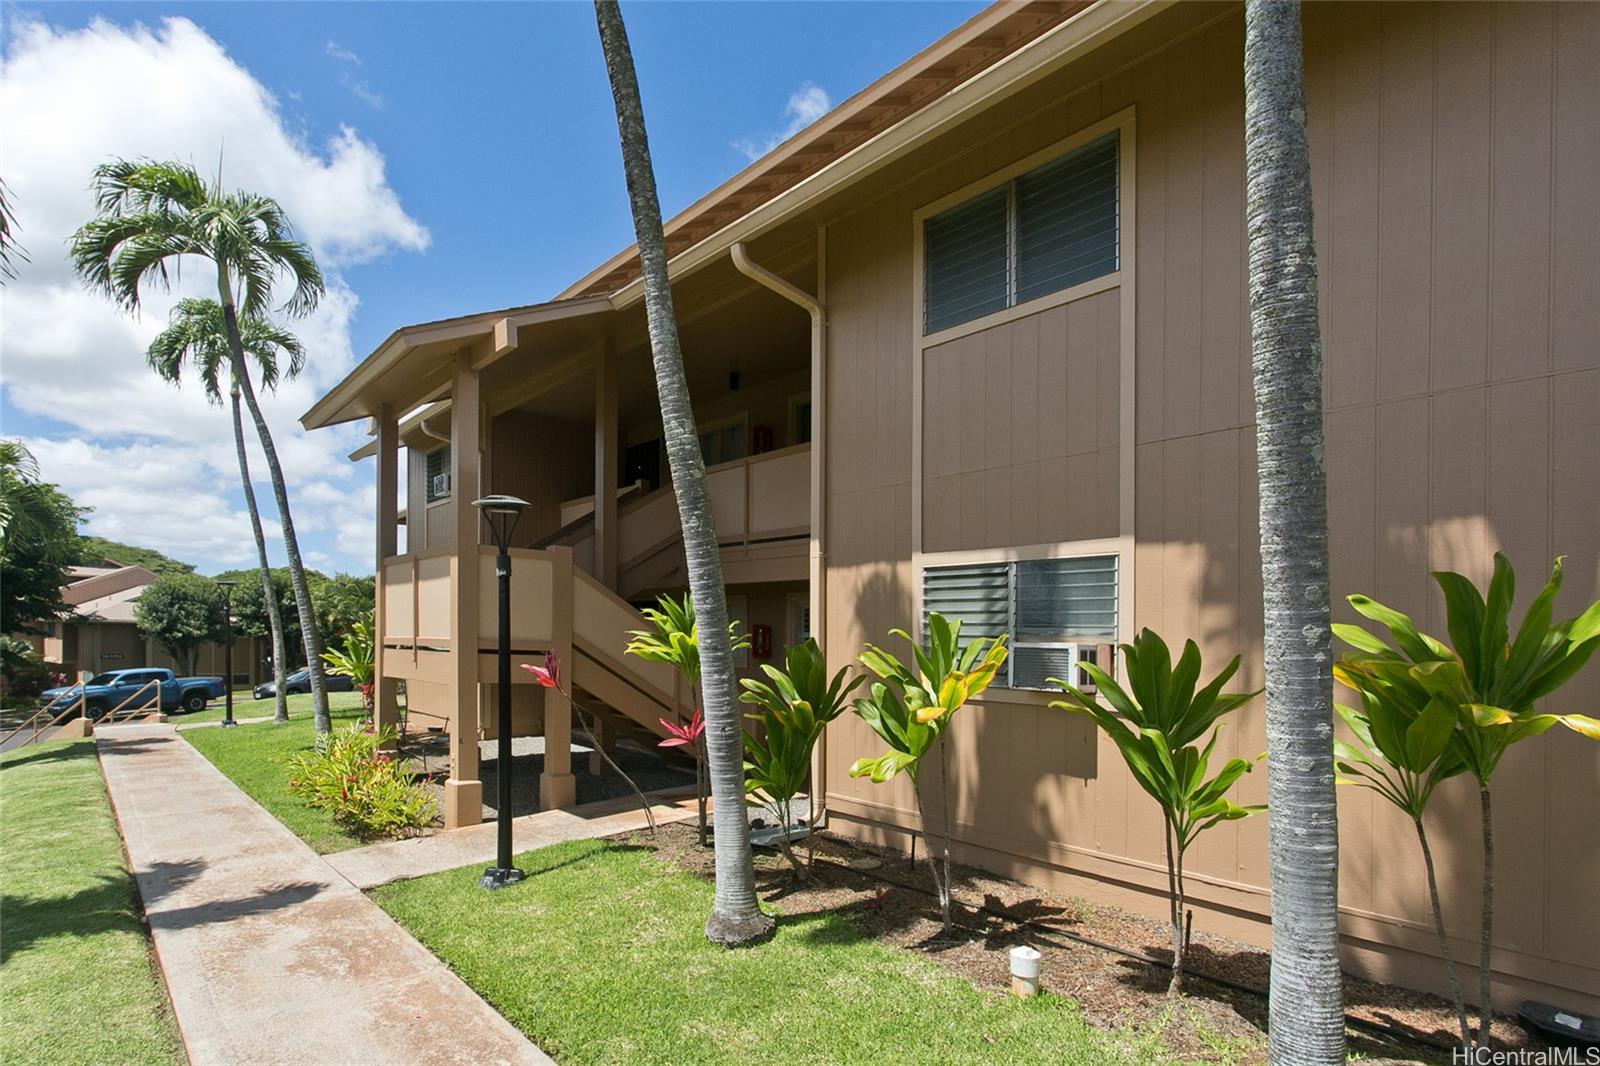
[[922, 131, 1119, 335], [921, 554, 1118, 690], [424, 445, 451, 503]]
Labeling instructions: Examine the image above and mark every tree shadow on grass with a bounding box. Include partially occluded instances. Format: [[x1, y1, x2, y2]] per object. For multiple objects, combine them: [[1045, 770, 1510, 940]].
[[0, 876, 150, 964], [1, 737, 166, 771]]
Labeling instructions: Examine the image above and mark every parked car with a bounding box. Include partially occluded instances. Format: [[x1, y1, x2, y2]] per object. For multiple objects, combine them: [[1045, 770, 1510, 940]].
[[253, 668, 355, 701], [40, 668, 227, 718]]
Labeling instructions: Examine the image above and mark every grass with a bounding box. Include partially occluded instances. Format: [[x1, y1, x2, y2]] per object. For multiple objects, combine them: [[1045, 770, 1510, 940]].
[[373, 839, 1182, 1066], [182, 695, 368, 852], [0, 739, 184, 1065], [174, 686, 365, 724]]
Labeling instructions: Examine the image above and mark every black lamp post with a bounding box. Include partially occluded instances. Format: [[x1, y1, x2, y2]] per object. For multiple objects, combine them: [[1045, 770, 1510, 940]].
[[474, 494, 530, 890], [217, 579, 238, 727]]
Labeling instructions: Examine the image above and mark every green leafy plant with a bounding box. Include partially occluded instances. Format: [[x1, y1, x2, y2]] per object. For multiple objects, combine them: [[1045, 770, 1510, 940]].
[[739, 639, 864, 878], [1051, 629, 1262, 995], [849, 613, 1008, 934], [1330, 657, 1471, 1045], [626, 592, 748, 846], [1334, 553, 1599, 1048], [321, 614, 376, 718], [287, 722, 436, 838]]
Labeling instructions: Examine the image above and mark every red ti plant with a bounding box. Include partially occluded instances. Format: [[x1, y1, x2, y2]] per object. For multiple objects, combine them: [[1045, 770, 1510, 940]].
[[521, 651, 656, 836], [658, 709, 707, 845]]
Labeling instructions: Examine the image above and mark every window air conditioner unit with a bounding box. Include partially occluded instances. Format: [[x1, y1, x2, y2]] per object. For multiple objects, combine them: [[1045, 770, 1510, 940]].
[[430, 473, 451, 498]]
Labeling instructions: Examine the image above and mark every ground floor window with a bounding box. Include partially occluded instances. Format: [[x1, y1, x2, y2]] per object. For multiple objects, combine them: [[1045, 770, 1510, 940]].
[[920, 553, 1117, 690]]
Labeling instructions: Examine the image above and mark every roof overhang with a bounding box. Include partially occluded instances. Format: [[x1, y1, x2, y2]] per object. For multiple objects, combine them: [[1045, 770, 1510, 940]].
[[305, 0, 1168, 433], [602, 0, 1170, 310], [302, 294, 614, 431]]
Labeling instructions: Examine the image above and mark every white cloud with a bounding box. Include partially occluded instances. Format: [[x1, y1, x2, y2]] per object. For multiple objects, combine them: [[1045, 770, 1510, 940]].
[[734, 83, 832, 161], [0, 15, 426, 575], [325, 39, 361, 65]]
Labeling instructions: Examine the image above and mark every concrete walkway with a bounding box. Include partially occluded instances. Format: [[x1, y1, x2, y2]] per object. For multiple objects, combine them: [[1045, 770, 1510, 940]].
[[96, 722, 551, 1066], [328, 789, 698, 890]]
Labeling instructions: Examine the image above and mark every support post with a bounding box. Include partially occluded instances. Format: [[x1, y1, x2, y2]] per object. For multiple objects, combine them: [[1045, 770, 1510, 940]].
[[594, 339, 620, 588], [444, 354, 484, 828], [541, 546, 577, 809], [588, 717, 617, 776], [373, 403, 400, 744]]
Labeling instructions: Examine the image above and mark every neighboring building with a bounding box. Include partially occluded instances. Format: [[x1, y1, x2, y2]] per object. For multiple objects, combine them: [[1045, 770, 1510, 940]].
[[34, 564, 265, 685], [304, 2, 1599, 1013]]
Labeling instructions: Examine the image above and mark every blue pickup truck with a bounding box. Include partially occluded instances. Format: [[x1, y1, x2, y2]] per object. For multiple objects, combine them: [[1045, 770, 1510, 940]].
[[41, 668, 228, 718]]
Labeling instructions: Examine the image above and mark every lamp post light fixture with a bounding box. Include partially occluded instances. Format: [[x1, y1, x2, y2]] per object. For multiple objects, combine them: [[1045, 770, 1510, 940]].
[[216, 579, 238, 728], [474, 494, 530, 890]]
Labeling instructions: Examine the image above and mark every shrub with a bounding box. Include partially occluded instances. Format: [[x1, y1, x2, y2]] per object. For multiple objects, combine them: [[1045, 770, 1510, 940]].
[[287, 723, 436, 838], [1334, 553, 1599, 1048], [739, 639, 863, 877], [849, 612, 1008, 935], [1050, 629, 1262, 995]]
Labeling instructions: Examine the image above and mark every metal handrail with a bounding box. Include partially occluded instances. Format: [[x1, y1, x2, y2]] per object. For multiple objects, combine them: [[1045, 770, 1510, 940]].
[[0, 678, 163, 748], [0, 685, 87, 748], [101, 679, 162, 723]]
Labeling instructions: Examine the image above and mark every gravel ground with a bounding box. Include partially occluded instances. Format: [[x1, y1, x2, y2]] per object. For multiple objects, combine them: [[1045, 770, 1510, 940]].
[[629, 822, 1556, 1065], [404, 729, 695, 822]]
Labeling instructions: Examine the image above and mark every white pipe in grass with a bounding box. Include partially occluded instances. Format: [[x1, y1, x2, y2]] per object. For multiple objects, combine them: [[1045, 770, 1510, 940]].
[[1009, 945, 1041, 999]]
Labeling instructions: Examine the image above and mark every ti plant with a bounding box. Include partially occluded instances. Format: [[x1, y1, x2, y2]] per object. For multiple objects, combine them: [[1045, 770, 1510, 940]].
[[1050, 629, 1262, 995], [739, 639, 864, 879], [1331, 658, 1472, 1046], [849, 613, 1008, 935], [321, 614, 376, 719], [625, 592, 748, 845], [1334, 554, 1600, 1049]]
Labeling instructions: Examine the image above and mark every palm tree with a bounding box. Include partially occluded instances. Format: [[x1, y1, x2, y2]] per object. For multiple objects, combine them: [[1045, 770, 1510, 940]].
[[70, 159, 334, 734], [0, 178, 27, 282], [593, 0, 771, 946], [147, 298, 301, 724], [1243, 2, 1345, 1062]]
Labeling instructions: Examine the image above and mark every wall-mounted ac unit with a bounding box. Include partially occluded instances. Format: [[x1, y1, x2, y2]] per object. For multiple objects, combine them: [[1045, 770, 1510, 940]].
[[430, 473, 451, 499]]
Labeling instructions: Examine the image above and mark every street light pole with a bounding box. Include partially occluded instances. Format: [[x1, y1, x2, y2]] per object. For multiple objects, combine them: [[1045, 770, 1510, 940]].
[[474, 494, 530, 890], [217, 579, 238, 728]]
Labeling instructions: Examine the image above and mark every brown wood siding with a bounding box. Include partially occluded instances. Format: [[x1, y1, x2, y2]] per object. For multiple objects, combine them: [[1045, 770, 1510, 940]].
[[821, 1, 1599, 1010], [489, 411, 593, 548], [921, 290, 1120, 552]]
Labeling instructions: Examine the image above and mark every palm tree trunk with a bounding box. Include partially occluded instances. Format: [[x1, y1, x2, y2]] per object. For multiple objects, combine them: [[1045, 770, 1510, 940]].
[[1243, 3, 1345, 1062], [1414, 817, 1470, 1049], [232, 385, 289, 723], [593, 0, 770, 946], [1476, 784, 1494, 1049], [216, 284, 330, 735]]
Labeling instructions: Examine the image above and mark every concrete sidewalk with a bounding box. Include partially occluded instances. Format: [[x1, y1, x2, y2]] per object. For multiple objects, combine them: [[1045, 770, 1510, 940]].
[[96, 722, 551, 1066], [328, 789, 698, 890]]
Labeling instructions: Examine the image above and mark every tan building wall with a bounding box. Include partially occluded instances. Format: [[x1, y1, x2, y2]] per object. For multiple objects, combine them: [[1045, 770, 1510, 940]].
[[819, 1, 1599, 1011]]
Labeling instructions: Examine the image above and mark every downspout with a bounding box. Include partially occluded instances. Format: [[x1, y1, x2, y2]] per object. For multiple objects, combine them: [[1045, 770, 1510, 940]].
[[730, 238, 830, 829]]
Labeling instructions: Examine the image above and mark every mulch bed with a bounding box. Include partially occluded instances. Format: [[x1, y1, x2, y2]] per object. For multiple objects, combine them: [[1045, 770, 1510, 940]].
[[621, 821, 1553, 1065]]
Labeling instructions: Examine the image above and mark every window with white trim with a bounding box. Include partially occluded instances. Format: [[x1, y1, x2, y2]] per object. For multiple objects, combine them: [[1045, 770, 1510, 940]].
[[920, 554, 1118, 690], [922, 131, 1119, 335]]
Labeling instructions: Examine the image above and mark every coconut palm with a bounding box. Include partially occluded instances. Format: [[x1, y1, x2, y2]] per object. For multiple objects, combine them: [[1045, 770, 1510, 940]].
[[147, 298, 300, 724], [0, 178, 27, 282], [1243, 2, 1345, 1061], [69, 159, 334, 734], [592, 0, 771, 946]]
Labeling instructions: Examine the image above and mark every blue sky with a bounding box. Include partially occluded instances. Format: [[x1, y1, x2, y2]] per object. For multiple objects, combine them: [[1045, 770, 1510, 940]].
[[1, 1, 982, 574]]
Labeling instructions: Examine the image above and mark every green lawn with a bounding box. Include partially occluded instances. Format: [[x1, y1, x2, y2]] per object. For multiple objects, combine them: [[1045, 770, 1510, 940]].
[[182, 696, 368, 852], [0, 740, 184, 1065], [374, 839, 1180, 1066], [175, 686, 365, 724]]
